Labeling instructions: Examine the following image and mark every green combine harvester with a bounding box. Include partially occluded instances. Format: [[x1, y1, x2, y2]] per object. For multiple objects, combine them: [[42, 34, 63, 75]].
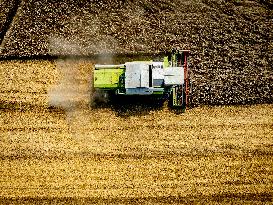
[[93, 49, 191, 110]]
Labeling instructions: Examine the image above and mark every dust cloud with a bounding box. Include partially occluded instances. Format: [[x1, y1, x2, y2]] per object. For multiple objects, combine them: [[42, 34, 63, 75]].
[[48, 58, 93, 111], [47, 14, 117, 118]]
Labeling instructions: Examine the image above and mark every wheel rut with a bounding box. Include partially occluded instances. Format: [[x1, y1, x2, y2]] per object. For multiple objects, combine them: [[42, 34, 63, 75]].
[[0, 0, 21, 46]]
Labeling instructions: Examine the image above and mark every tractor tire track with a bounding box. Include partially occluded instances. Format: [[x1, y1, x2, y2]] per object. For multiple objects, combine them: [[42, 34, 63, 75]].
[[0, 0, 21, 46]]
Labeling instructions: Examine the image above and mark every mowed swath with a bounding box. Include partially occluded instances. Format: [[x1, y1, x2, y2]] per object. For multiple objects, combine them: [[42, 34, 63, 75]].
[[0, 60, 272, 202]]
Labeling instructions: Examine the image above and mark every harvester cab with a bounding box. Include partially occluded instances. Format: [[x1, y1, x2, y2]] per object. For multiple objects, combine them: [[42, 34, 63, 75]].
[[93, 49, 190, 110]]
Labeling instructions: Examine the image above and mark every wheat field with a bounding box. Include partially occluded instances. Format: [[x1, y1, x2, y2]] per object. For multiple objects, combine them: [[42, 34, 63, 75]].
[[0, 60, 272, 204]]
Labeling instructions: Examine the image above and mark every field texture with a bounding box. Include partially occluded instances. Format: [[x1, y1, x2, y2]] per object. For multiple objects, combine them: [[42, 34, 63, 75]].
[[0, 60, 272, 204], [0, 0, 273, 105]]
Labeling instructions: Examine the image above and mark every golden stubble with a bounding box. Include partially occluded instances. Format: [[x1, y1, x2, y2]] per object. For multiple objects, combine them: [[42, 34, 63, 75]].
[[0, 60, 272, 200]]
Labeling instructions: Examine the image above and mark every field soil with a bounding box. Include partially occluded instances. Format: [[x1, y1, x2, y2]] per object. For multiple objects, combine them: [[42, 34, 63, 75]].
[[0, 60, 272, 204]]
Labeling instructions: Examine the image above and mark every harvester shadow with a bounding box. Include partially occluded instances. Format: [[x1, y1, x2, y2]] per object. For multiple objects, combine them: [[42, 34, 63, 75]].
[[92, 95, 165, 118]]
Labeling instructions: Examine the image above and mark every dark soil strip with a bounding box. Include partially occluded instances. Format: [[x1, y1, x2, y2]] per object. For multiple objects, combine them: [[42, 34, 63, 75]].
[[0, 0, 21, 45], [0, 100, 47, 111], [1, 149, 272, 161], [0, 193, 272, 204]]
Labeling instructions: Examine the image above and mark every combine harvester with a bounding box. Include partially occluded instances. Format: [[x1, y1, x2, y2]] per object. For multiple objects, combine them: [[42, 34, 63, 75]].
[[93, 49, 191, 111]]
